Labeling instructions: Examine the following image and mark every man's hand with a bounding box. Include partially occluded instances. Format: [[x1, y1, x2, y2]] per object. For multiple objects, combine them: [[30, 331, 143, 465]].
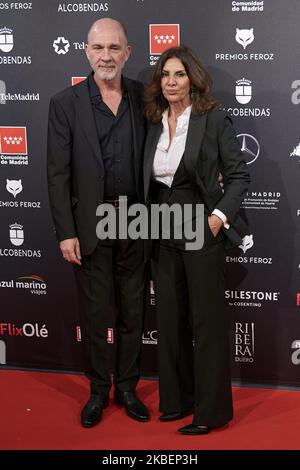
[[208, 215, 223, 238], [60, 238, 82, 265]]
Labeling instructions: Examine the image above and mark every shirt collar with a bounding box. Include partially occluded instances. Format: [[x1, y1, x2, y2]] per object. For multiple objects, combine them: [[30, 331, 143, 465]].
[[162, 105, 192, 129], [88, 72, 128, 100]]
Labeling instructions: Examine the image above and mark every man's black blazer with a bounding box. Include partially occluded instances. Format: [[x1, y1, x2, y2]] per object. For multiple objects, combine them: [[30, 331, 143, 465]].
[[143, 109, 251, 249], [47, 74, 146, 255]]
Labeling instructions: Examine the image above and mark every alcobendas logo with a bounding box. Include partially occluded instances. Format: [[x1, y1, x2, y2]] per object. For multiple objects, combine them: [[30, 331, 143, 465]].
[[0, 27, 32, 64], [0, 27, 13, 52]]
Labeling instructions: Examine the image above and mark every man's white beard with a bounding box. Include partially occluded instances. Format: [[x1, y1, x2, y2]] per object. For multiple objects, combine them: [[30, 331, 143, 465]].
[[96, 68, 117, 81]]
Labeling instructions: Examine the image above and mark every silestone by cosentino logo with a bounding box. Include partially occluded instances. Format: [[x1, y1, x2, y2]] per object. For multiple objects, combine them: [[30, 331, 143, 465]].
[[225, 290, 280, 308]]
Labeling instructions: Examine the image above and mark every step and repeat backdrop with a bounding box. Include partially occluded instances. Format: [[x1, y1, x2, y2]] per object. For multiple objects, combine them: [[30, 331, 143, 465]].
[[0, 0, 299, 387]]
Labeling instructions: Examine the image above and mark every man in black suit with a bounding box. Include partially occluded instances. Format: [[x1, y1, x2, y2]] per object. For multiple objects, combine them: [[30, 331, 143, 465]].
[[47, 18, 149, 427]]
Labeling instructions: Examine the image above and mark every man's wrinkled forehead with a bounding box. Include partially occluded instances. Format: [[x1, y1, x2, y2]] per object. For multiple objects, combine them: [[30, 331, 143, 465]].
[[87, 21, 127, 46]]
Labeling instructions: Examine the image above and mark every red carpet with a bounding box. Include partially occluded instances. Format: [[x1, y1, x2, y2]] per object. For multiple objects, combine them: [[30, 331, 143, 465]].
[[0, 369, 300, 450]]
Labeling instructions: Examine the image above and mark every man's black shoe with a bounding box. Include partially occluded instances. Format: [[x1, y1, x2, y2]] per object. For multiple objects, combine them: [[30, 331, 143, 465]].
[[114, 389, 149, 422], [159, 409, 192, 422], [178, 423, 210, 435], [81, 394, 109, 428]]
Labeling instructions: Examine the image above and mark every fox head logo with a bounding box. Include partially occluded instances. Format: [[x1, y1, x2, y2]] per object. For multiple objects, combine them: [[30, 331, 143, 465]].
[[235, 28, 254, 49], [239, 234, 254, 254], [6, 179, 22, 198]]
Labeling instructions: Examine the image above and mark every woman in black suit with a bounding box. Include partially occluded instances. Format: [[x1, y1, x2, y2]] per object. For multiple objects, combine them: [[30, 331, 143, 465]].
[[143, 46, 250, 435]]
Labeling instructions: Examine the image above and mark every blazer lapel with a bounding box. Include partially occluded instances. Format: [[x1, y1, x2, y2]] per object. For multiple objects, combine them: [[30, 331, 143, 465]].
[[143, 121, 163, 202], [126, 80, 144, 194], [74, 77, 104, 173], [183, 112, 207, 189]]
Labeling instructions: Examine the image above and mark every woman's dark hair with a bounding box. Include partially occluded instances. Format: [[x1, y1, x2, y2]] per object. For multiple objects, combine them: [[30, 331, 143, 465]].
[[144, 46, 219, 123]]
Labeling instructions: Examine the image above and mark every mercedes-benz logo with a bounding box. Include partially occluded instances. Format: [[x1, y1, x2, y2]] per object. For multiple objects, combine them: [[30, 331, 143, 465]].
[[237, 133, 260, 165]]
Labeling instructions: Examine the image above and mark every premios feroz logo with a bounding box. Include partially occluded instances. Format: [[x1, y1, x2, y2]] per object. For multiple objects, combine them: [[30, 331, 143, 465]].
[[0, 3, 33, 10], [215, 27, 274, 62], [226, 233, 273, 266], [0, 178, 41, 209]]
